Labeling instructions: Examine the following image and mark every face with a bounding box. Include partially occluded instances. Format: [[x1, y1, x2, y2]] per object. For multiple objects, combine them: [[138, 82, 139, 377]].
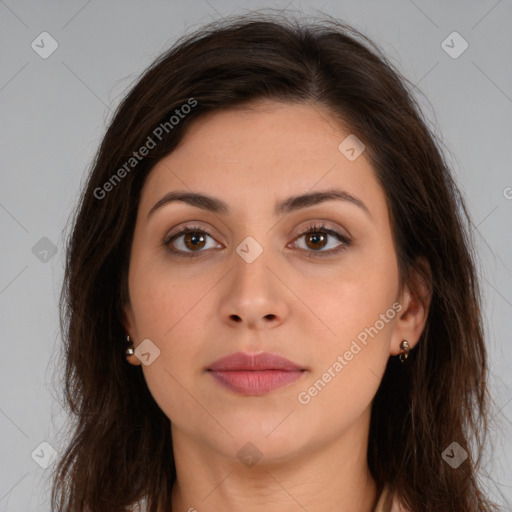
[[122, 100, 424, 466]]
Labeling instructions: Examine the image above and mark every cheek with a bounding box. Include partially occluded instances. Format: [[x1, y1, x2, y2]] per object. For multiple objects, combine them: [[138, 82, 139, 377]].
[[293, 249, 399, 392], [292, 251, 398, 344], [133, 293, 208, 427], [296, 350, 383, 438], [130, 277, 209, 369], [129, 263, 208, 337], [296, 297, 398, 424], [141, 364, 203, 432]]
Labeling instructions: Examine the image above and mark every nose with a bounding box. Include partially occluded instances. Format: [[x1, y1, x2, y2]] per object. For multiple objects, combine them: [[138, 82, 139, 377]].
[[218, 251, 290, 330]]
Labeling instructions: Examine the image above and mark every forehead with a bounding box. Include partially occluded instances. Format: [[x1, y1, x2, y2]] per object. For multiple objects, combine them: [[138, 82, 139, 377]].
[[139, 101, 386, 222]]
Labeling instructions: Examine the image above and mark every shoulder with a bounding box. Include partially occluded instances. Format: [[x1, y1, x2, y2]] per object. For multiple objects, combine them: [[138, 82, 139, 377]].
[[374, 485, 410, 512], [130, 498, 148, 512]]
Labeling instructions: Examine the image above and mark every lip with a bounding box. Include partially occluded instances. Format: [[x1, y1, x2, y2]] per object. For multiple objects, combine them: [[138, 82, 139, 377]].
[[207, 352, 307, 396], [208, 352, 304, 372]]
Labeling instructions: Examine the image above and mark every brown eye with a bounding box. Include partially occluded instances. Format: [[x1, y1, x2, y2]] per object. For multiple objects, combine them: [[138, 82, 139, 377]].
[[183, 231, 206, 251], [290, 224, 351, 256], [164, 226, 222, 256], [304, 232, 328, 250]]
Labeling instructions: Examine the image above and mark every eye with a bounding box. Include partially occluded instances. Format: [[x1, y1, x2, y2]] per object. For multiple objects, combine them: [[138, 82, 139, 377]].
[[163, 222, 351, 258], [164, 225, 222, 256], [289, 223, 351, 256]]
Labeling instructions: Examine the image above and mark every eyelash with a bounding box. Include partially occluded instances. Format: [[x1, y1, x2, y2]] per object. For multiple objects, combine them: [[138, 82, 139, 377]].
[[163, 222, 352, 258]]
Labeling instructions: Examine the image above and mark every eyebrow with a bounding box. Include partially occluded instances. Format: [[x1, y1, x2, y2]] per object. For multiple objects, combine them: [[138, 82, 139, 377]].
[[147, 188, 372, 220]]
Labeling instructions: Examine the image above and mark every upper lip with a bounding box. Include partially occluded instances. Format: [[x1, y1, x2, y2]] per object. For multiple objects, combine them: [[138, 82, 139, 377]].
[[207, 352, 305, 371]]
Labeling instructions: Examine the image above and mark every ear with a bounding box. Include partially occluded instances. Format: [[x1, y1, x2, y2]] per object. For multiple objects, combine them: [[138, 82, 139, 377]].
[[390, 257, 432, 356], [122, 302, 141, 367]]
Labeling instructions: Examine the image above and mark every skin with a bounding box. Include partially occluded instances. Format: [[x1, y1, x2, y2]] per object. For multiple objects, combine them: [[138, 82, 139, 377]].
[[122, 100, 431, 512]]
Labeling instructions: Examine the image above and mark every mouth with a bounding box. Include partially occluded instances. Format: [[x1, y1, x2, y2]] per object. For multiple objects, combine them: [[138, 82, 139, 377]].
[[206, 352, 307, 396]]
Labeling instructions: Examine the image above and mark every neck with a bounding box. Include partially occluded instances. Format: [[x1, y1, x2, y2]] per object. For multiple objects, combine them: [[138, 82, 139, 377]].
[[169, 409, 378, 512]]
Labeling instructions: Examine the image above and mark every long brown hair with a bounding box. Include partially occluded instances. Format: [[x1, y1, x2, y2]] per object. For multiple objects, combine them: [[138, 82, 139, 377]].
[[51, 11, 498, 512]]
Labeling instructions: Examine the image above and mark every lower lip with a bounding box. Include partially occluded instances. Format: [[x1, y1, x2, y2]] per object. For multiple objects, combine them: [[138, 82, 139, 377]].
[[208, 370, 305, 396]]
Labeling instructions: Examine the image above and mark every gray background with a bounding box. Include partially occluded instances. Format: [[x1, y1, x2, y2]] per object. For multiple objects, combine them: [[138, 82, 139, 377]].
[[1, 0, 511, 510]]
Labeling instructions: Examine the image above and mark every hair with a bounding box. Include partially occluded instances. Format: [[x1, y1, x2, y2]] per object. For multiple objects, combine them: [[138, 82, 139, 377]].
[[51, 10, 499, 512]]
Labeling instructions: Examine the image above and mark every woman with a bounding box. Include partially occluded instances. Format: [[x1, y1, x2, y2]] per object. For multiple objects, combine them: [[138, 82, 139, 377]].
[[51, 12, 499, 512]]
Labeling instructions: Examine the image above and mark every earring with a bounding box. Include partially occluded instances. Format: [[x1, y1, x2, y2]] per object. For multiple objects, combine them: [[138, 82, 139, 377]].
[[125, 335, 134, 356], [399, 340, 410, 363]]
